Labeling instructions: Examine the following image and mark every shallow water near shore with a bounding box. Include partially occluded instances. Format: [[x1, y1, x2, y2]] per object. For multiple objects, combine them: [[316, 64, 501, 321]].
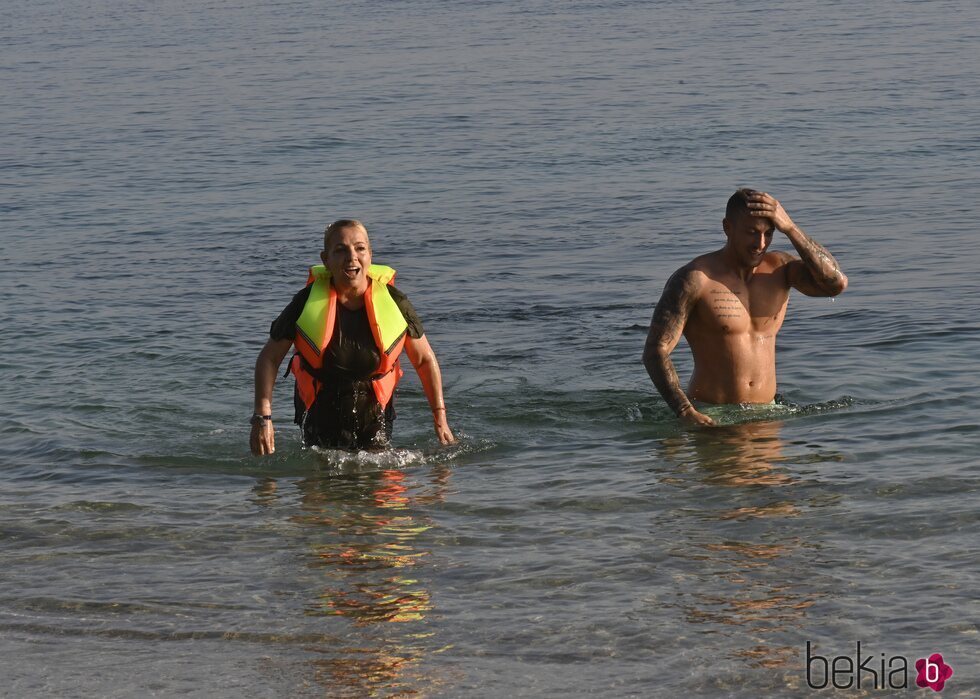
[[3, 0, 979, 696]]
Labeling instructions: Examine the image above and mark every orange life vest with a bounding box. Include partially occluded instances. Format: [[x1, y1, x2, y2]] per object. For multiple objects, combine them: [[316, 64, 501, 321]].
[[288, 264, 408, 411]]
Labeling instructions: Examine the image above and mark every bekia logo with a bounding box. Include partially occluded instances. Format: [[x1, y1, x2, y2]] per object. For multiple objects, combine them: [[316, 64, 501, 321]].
[[915, 653, 954, 693], [806, 642, 954, 692]]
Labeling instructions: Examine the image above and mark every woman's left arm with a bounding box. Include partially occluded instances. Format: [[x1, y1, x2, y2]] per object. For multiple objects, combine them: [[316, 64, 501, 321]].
[[405, 334, 456, 444]]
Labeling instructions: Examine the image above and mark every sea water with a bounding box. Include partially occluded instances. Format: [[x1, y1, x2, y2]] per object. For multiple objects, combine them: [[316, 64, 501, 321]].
[[2, 1, 978, 696]]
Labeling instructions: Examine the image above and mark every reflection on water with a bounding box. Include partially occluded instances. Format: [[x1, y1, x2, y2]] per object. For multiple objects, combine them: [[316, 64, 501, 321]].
[[256, 465, 453, 697], [661, 418, 798, 511], [659, 419, 820, 671]]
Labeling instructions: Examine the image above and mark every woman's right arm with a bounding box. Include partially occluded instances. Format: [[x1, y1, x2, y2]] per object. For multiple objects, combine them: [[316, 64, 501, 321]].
[[250, 337, 294, 455]]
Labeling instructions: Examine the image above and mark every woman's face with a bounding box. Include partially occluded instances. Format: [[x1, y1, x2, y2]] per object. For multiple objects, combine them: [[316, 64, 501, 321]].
[[322, 224, 372, 291]]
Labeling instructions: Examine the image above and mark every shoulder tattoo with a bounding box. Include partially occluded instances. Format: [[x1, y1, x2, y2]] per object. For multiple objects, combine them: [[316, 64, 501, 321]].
[[652, 267, 700, 339]]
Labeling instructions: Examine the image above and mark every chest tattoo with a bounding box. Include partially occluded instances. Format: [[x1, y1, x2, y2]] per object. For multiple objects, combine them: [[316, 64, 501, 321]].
[[709, 289, 746, 319]]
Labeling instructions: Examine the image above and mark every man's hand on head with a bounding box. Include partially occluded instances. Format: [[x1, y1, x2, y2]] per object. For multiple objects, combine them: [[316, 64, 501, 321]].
[[746, 191, 796, 234]]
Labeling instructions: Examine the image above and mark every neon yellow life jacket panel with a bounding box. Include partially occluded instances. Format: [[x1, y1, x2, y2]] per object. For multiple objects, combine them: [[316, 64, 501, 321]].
[[290, 264, 409, 410], [295, 264, 407, 358]]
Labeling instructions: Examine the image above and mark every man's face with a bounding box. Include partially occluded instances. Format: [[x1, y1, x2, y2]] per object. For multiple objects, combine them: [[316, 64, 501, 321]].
[[723, 212, 774, 268], [321, 224, 372, 289]]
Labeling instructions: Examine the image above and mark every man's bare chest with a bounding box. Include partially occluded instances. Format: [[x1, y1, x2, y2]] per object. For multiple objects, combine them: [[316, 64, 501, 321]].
[[693, 282, 789, 336]]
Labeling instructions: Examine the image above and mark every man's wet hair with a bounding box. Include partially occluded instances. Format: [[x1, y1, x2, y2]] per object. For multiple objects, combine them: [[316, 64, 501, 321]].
[[725, 188, 757, 220], [324, 219, 368, 249]]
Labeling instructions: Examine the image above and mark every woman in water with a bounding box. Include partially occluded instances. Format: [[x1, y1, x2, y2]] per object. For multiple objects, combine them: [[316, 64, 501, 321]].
[[250, 219, 455, 454]]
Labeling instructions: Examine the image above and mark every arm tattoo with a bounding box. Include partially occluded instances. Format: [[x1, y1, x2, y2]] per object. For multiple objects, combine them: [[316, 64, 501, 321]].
[[789, 226, 844, 288], [644, 268, 698, 416]]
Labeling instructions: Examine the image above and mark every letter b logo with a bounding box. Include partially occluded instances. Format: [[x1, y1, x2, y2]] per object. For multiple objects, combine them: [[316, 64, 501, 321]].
[[915, 652, 953, 692]]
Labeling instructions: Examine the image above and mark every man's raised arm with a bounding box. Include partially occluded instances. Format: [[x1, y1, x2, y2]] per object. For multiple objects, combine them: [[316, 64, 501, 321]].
[[747, 191, 848, 297], [643, 266, 715, 426]]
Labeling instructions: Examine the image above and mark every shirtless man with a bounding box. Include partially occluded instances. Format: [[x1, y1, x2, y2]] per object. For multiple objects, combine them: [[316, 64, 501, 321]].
[[643, 189, 848, 426]]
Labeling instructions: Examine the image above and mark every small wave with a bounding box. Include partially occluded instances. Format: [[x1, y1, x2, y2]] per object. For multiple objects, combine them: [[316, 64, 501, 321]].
[[784, 395, 862, 416], [0, 616, 341, 645], [274, 135, 348, 152], [309, 446, 428, 473], [307, 434, 493, 475], [51, 500, 145, 514], [695, 395, 861, 425]]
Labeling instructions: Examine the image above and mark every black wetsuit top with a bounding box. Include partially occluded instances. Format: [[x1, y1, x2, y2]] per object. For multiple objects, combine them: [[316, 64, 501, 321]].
[[269, 284, 424, 449]]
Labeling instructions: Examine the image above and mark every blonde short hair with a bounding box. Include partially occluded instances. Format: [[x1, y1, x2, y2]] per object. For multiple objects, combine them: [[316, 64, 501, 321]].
[[323, 219, 369, 249]]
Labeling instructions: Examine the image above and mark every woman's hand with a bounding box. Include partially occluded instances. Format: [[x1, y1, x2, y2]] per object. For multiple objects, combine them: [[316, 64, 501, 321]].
[[250, 418, 276, 455], [432, 408, 456, 444], [406, 334, 456, 445], [251, 337, 292, 456]]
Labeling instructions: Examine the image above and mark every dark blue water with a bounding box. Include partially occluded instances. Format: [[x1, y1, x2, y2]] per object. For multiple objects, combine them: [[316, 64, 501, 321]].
[[2, 1, 978, 696]]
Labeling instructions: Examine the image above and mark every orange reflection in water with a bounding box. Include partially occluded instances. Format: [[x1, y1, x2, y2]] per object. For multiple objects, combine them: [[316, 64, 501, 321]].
[[285, 464, 453, 696], [312, 470, 433, 626], [659, 419, 820, 670]]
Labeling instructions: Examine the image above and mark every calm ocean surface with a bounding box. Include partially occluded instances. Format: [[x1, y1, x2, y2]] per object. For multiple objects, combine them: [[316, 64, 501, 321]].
[[2, 1, 978, 696]]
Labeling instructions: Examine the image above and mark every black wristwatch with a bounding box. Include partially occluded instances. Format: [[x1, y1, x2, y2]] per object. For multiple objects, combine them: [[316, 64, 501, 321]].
[[250, 414, 272, 426]]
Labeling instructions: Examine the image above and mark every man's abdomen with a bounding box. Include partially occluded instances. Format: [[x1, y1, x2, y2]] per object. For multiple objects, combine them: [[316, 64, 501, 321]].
[[687, 333, 778, 404]]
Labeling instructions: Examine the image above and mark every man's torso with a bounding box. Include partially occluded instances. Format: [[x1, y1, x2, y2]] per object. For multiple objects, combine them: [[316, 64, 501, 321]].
[[684, 251, 791, 404]]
